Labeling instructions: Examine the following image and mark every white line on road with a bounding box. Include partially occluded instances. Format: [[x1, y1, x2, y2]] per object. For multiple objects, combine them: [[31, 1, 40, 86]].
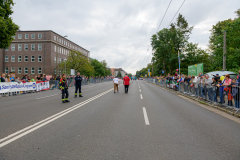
[[0, 88, 114, 148], [140, 94, 143, 99], [143, 107, 150, 125], [36, 94, 58, 99], [139, 89, 141, 92]]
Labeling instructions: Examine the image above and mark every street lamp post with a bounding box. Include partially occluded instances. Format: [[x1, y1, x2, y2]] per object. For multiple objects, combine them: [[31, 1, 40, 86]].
[[64, 59, 67, 75]]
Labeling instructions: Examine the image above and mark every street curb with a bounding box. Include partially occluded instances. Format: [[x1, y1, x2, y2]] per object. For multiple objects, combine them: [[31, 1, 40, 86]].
[[146, 81, 240, 119]]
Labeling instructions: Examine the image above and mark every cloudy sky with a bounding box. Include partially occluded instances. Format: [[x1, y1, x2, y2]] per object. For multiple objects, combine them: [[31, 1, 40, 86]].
[[11, 0, 239, 74]]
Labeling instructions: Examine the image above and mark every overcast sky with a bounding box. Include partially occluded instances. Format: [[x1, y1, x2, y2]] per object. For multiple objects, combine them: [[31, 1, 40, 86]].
[[11, 0, 239, 74]]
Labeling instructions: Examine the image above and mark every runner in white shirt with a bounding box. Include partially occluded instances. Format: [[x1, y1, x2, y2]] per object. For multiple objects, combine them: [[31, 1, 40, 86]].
[[113, 76, 120, 93]]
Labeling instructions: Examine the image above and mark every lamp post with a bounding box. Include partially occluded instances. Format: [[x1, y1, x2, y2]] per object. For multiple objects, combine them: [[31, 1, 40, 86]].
[[64, 59, 67, 75]]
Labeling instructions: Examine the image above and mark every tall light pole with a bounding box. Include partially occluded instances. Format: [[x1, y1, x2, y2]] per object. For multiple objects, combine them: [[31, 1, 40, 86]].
[[64, 59, 67, 75], [223, 31, 226, 71]]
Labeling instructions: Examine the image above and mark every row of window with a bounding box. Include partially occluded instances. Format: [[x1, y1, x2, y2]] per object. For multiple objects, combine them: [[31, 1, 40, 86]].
[[6, 44, 42, 51], [14, 34, 42, 40], [54, 45, 69, 55], [5, 67, 42, 74], [5, 55, 42, 62], [53, 35, 86, 54], [54, 57, 65, 63]]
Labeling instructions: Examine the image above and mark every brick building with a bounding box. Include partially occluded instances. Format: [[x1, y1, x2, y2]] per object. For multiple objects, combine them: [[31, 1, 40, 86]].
[[0, 30, 90, 78], [111, 68, 127, 77]]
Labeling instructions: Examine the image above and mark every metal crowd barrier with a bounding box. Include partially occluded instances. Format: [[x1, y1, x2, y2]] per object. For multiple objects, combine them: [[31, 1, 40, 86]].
[[145, 78, 240, 112], [1, 78, 113, 97]]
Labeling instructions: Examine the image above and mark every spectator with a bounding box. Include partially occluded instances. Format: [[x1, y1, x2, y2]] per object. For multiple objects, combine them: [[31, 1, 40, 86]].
[[43, 75, 47, 81], [238, 70, 240, 83], [212, 73, 220, 82], [217, 79, 224, 104], [231, 78, 240, 110], [15, 76, 21, 83], [223, 74, 233, 106], [193, 75, 198, 96], [9, 74, 15, 82], [205, 75, 213, 101], [212, 77, 218, 103], [1, 74, 6, 82], [36, 74, 41, 81]]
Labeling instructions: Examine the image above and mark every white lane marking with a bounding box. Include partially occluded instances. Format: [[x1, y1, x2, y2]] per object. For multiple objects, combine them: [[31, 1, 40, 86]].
[[140, 94, 143, 99], [139, 89, 141, 92], [0, 88, 114, 148], [36, 94, 58, 99], [143, 107, 150, 125]]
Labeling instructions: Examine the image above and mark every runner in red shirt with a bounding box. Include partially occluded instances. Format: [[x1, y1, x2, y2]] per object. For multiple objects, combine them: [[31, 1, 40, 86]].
[[123, 74, 130, 93]]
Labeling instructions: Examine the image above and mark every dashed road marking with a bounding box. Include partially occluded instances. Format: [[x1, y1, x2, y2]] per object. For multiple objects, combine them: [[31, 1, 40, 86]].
[[143, 107, 150, 125]]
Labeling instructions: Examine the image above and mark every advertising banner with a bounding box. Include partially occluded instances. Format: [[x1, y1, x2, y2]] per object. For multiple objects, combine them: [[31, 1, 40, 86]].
[[188, 63, 203, 76], [36, 81, 50, 91], [0, 82, 37, 93]]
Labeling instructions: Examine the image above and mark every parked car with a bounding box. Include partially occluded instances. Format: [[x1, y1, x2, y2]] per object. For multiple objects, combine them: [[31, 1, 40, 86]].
[[206, 71, 237, 79]]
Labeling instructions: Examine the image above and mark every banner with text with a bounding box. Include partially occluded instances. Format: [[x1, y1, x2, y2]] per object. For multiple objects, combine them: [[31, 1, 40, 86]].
[[0, 82, 37, 93], [36, 81, 50, 91]]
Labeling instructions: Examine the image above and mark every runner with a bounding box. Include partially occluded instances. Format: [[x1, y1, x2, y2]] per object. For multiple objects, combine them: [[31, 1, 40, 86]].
[[123, 74, 130, 93]]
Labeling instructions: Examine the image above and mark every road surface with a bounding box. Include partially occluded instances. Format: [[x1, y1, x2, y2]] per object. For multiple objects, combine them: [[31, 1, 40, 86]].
[[0, 80, 240, 160]]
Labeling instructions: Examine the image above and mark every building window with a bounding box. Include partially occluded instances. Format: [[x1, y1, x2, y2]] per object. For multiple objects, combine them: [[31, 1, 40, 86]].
[[11, 56, 15, 62], [5, 47, 9, 51], [54, 45, 57, 52], [18, 44, 22, 51], [25, 67, 28, 74], [5, 67, 8, 73], [54, 36, 56, 41], [25, 34, 29, 39], [11, 67, 15, 72], [5, 56, 8, 62], [38, 67, 42, 74], [58, 47, 60, 53], [18, 55, 22, 62], [31, 44, 35, 51], [54, 57, 56, 63], [24, 44, 28, 51], [57, 37, 58, 41], [31, 55, 35, 62], [38, 34, 42, 39], [24, 55, 28, 62], [31, 67, 35, 74], [60, 48, 61, 54], [54, 68, 56, 74], [31, 34, 35, 39], [18, 67, 21, 74], [18, 34, 22, 39], [11, 44, 15, 51], [38, 55, 42, 62], [38, 44, 42, 51], [59, 58, 61, 63], [12, 36, 15, 39]]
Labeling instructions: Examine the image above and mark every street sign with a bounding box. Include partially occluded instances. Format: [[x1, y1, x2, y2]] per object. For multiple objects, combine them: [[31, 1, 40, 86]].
[[188, 63, 203, 76]]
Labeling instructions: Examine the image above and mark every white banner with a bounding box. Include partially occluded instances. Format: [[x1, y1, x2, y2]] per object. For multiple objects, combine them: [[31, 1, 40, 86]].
[[36, 81, 50, 92], [0, 82, 37, 93]]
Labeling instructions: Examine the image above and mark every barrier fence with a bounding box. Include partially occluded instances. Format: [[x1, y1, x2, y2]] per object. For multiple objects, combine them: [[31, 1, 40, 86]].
[[145, 78, 240, 113], [0, 78, 113, 97]]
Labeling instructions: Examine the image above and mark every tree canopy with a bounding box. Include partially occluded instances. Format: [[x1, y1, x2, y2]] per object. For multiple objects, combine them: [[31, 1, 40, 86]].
[[0, 0, 19, 49]]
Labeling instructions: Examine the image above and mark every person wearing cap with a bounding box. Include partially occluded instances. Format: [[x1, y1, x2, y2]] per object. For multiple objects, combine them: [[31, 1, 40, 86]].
[[123, 74, 130, 93], [212, 74, 220, 82]]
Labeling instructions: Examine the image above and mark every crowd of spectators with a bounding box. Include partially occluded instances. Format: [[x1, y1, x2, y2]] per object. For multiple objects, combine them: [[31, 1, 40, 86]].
[[152, 70, 240, 110]]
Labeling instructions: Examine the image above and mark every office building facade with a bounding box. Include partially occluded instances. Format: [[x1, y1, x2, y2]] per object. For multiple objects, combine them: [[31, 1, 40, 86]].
[[0, 30, 89, 78]]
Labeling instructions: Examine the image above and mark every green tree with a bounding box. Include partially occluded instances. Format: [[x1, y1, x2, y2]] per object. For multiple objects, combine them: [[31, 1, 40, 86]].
[[91, 59, 105, 76], [101, 60, 111, 76], [0, 0, 19, 49], [128, 73, 132, 78], [58, 51, 94, 76], [117, 71, 122, 78], [209, 14, 240, 72]]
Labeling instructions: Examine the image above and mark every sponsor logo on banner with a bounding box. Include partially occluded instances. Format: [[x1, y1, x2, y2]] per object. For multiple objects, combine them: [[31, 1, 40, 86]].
[[0, 82, 37, 93]]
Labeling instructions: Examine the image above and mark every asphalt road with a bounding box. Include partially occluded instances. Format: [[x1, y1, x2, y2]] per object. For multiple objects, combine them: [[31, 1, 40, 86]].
[[0, 80, 240, 160]]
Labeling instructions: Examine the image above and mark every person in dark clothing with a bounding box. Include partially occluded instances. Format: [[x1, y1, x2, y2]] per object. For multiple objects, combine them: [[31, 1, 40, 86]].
[[230, 79, 240, 110], [60, 74, 70, 103], [75, 72, 83, 98], [212, 74, 220, 82], [0, 74, 6, 82]]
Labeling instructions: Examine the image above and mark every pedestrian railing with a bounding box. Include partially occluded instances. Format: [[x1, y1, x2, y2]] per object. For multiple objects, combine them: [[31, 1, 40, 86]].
[[0, 78, 113, 98], [145, 78, 240, 113]]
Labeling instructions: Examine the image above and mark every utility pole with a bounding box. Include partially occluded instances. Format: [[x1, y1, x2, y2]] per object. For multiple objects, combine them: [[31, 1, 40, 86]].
[[223, 31, 226, 71], [152, 64, 154, 77]]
